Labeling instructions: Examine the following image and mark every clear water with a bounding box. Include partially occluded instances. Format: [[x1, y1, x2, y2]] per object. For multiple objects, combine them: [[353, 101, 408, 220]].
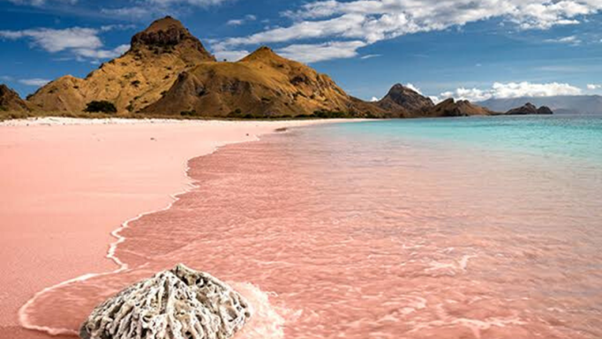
[[22, 116, 602, 339]]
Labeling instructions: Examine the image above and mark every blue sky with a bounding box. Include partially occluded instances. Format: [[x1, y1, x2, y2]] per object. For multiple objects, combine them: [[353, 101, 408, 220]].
[[1, 0, 602, 102]]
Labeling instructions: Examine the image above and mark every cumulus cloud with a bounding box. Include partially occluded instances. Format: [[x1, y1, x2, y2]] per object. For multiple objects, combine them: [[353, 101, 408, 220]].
[[213, 0, 602, 63], [0, 27, 129, 61], [0, 28, 102, 52], [214, 49, 250, 61], [278, 40, 367, 63], [587, 84, 602, 90], [437, 82, 583, 102], [18, 78, 51, 86], [405, 83, 423, 95]]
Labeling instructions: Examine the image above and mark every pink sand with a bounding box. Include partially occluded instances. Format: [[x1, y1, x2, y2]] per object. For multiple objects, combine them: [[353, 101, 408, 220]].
[[0, 118, 327, 338]]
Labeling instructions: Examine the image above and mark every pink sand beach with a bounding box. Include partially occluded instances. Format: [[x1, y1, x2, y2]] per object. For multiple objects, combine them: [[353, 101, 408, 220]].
[[0, 118, 328, 339]]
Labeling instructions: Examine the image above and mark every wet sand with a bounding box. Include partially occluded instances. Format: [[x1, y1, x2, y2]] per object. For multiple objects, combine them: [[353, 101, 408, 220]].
[[0, 118, 331, 339]]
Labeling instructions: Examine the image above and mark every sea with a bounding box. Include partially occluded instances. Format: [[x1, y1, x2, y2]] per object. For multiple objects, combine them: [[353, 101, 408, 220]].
[[21, 115, 602, 339]]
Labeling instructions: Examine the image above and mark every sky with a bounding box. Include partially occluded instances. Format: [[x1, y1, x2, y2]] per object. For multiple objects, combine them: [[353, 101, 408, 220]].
[[1, 0, 602, 102]]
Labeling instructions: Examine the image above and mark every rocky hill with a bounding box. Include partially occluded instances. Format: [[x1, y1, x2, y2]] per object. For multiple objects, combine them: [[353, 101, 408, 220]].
[[505, 103, 553, 115], [143, 46, 387, 118], [27, 16, 215, 113], [20, 16, 504, 119], [421, 98, 495, 117], [0, 84, 30, 112], [480, 95, 602, 115], [376, 84, 434, 117]]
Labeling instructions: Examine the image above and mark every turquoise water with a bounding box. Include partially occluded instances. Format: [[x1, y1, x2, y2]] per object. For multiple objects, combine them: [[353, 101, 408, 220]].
[[334, 115, 602, 164]]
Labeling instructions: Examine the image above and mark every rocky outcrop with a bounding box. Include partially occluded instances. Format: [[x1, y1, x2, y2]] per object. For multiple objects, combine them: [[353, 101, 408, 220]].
[[143, 46, 388, 118], [0, 84, 29, 112], [377, 84, 434, 116], [28, 16, 215, 114], [421, 98, 494, 117], [80, 264, 251, 339], [537, 106, 554, 114], [505, 103, 553, 115]]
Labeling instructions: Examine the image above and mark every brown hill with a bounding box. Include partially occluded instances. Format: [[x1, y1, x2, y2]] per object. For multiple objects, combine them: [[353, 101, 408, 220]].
[[0, 84, 30, 112], [377, 84, 434, 116], [143, 46, 388, 118], [421, 98, 495, 117], [505, 103, 553, 115], [27, 16, 215, 113]]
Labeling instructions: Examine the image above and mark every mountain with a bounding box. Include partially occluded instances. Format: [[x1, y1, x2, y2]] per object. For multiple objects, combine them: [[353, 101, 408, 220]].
[[421, 98, 495, 117], [0, 84, 30, 112], [27, 16, 215, 113], [376, 84, 434, 117], [480, 96, 602, 115], [505, 103, 553, 115], [143, 46, 388, 118]]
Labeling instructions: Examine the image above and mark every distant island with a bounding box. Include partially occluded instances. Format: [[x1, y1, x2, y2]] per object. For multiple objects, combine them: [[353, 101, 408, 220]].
[[0, 16, 554, 120]]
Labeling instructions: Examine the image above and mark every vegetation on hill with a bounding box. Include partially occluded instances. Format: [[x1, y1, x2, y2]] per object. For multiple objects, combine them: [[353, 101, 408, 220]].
[[84, 101, 117, 113]]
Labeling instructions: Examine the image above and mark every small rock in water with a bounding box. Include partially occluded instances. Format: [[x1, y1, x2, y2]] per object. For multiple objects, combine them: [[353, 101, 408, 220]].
[[80, 264, 251, 339]]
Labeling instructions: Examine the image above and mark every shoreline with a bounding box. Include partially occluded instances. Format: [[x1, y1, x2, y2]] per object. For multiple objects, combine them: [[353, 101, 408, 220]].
[[0, 117, 347, 338]]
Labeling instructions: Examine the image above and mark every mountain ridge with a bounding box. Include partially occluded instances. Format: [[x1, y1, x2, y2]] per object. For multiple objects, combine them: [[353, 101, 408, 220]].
[[3, 16, 562, 120], [480, 96, 602, 115]]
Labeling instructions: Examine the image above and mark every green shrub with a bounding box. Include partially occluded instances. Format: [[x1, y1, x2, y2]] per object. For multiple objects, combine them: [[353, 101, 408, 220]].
[[84, 101, 117, 114], [180, 110, 198, 117]]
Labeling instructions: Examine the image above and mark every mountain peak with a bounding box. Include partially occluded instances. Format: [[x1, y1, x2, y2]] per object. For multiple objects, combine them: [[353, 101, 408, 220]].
[[130, 16, 215, 61], [144, 16, 185, 33], [377, 83, 434, 114], [241, 46, 285, 63]]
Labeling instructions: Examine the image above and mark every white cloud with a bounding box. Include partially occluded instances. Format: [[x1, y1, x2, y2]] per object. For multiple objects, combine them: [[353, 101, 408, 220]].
[[102, 0, 231, 19], [360, 54, 381, 59], [74, 44, 130, 60], [405, 83, 423, 95], [544, 35, 582, 45], [213, 0, 602, 63], [7, 0, 76, 7], [100, 7, 155, 19], [370, 96, 380, 102], [587, 84, 602, 90], [227, 15, 257, 26], [278, 40, 367, 63], [1, 75, 14, 82], [227, 19, 244, 26], [0, 27, 102, 52], [0, 27, 129, 61], [437, 82, 583, 102], [147, 0, 230, 5], [18, 78, 51, 86], [214, 49, 250, 61]]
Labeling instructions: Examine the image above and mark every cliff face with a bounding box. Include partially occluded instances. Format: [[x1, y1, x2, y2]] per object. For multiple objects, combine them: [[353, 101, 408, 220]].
[[143, 47, 387, 118], [27, 16, 215, 113], [0, 84, 29, 112], [377, 84, 434, 116]]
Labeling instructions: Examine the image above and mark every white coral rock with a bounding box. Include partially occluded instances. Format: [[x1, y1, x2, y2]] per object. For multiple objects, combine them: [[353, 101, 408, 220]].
[[80, 264, 252, 339]]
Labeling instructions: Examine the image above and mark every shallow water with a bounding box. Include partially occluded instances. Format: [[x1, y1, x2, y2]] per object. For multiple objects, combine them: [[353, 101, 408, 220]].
[[22, 116, 602, 338]]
